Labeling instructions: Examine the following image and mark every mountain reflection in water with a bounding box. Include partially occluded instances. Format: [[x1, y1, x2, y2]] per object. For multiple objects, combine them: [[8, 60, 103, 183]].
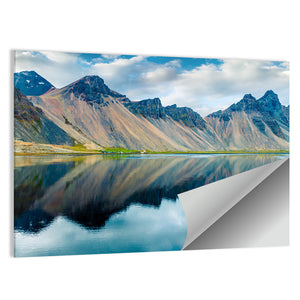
[[14, 153, 286, 256]]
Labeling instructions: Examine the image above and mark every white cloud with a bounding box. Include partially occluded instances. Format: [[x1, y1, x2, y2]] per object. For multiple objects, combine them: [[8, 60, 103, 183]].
[[101, 54, 120, 60], [161, 58, 289, 114], [142, 66, 178, 84], [14, 50, 86, 87], [39, 51, 79, 63], [91, 55, 144, 80]]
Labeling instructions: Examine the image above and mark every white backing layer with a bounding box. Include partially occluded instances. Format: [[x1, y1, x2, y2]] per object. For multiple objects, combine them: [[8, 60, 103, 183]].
[[179, 158, 288, 249]]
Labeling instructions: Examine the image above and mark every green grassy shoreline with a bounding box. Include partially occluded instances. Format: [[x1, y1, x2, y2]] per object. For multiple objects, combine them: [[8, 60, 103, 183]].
[[14, 140, 289, 156], [14, 149, 290, 156]]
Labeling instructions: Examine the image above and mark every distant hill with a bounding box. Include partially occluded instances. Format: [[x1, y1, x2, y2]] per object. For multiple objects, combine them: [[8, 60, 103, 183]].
[[13, 71, 289, 151], [14, 71, 54, 96]]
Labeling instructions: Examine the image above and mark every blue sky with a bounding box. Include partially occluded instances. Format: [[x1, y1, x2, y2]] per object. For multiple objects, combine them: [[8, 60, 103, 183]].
[[15, 50, 289, 116]]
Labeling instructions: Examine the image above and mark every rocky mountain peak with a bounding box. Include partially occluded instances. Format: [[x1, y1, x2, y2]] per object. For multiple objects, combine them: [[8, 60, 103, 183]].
[[125, 98, 166, 119], [126, 98, 206, 129], [263, 90, 277, 97], [242, 94, 256, 101], [165, 105, 206, 130], [62, 75, 128, 105], [228, 93, 259, 113], [67, 75, 111, 95], [258, 90, 281, 112], [205, 90, 288, 141], [257, 90, 289, 129], [78, 75, 106, 88], [148, 97, 163, 105]]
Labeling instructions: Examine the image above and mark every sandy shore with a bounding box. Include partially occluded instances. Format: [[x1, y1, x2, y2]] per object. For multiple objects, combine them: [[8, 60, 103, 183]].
[[14, 140, 99, 155]]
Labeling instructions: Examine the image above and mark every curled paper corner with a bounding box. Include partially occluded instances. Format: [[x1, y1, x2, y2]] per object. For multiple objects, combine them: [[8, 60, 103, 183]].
[[179, 158, 289, 250]]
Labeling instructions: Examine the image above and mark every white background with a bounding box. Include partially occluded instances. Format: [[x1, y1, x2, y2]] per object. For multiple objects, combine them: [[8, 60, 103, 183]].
[[1, 1, 299, 299]]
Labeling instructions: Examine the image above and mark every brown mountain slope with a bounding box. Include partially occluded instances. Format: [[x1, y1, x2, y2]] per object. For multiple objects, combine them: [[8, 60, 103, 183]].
[[14, 88, 73, 146]]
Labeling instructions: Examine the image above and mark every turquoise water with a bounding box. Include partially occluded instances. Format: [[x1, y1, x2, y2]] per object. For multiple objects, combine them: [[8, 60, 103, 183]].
[[14, 153, 287, 257]]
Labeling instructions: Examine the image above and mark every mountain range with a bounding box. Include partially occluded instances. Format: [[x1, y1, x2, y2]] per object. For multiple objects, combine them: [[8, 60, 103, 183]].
[[14, 70, 289, 152]]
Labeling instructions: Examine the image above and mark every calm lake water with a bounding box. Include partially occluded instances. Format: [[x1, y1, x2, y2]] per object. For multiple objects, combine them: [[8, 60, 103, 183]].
[[14, 153, 288, 257]]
